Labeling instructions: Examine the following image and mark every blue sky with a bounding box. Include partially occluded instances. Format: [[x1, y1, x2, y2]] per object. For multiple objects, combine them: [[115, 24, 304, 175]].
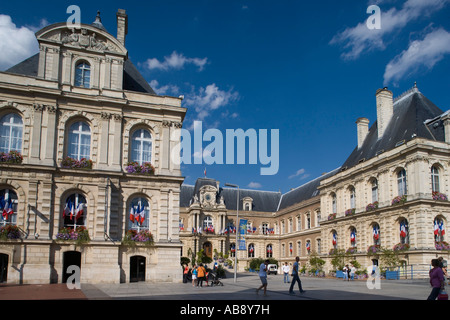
[[1, 0, 450, 193]]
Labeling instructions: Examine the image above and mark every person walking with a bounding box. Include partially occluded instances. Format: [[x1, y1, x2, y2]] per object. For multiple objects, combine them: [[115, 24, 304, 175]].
[[197, 263, 207, 287], [427, 259, 445, 300], [289, 256, 305, 294], [183, 264, 189, 283], [191, 264, 197, 287], [282, 262, 290, 283], [256, 259, 269, 296]]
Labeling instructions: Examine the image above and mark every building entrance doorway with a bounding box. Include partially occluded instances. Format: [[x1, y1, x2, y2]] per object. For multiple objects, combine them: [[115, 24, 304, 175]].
[[203, 242, 212, 259], [62, 251, 81, 284], [130, 256, 146, 282], [0, 254, 8, 283]]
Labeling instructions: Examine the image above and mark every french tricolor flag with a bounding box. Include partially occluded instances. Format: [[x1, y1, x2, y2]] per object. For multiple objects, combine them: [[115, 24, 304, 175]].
[[129, 206, 135, 223]]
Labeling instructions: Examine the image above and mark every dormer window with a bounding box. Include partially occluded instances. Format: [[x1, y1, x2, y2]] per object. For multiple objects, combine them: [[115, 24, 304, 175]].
[[242, 197, 253, 211], [75, 61, 91, 88]]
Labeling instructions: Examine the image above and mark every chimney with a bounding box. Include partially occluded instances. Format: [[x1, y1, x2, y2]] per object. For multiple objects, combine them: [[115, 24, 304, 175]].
[[376, 87, 393, 139], [356, 117, 370, 149], [116, 9, 128, 46]]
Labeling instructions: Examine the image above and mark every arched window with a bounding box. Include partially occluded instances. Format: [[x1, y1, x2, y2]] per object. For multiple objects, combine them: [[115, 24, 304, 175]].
[[75, 61, 91, 88], [431, 166, 440, 193], [248, 243, 255, 258], [371, 179, 378, 203], [203, 216, 214, 233], [0, 113, 23, 154], [399, 219, 409, 244], [434, 217, 445, 243], [62, 193, 86, 229], [0, 189, 18, 226], [128, 197, 150, 232], [332, 231, 338, 248], [350, 227, 357, 247], [230, 243, 236, 258], [266, 244, 273, 258], [131, 129, 152, 165], [68, 121, 91, 160], [372, 223, 380, 245], [397, 169, 407, 196]]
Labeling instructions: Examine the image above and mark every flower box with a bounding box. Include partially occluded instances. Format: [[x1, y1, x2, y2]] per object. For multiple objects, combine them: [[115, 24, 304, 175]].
[[432, 192, 448, 201], [0, 151, 23, 164], [367, 244, 381, 255], [435, 241, 450, 251], [125, 162, 155, 175], [122, 229, 154, 246], [56, 226, 90, 245], [346, 247, 357, 254], [365, 201, 379, 212], [391, 195, 407, 206], [61, 157, 93, 170], [0, 224, 22, 240], [345, 208, 355, 216], [393, 243, 410, 252], [328, 213, 337, 221]]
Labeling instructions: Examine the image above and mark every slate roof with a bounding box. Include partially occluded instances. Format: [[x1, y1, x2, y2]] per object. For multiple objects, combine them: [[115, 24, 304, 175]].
[[277, 167, 341, 211], [5, 54, 156, 95], [342, 88, 446, 170], [181, 169, 340, 213]]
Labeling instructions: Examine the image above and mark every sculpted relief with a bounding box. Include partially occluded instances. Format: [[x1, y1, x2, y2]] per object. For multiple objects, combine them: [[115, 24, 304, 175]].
[[61, 28, 117, 52]]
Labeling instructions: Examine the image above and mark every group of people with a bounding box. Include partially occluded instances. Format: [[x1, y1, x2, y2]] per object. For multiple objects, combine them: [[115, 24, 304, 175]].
[[182, 263, 209, 287], [257, 257, 306, 296], [428, 257, 448, 300], [342, 264, 357, 281]]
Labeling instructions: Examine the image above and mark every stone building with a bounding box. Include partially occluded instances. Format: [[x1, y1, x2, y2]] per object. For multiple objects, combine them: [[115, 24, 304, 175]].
[[0, 10, 186, 284], [319, 86, 450, 274], [179, 170, 339, 271]]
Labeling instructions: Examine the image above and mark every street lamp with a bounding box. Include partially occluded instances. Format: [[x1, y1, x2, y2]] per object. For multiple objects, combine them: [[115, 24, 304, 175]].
[[225, 183, 239, 283]]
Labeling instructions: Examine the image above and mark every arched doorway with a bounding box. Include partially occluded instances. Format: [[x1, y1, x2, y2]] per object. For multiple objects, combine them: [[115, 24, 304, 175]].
[[0, 254, 8, 283], [203, 242, 212, 259], [62, 251, 81, 283], [130, 256, 146, 282]]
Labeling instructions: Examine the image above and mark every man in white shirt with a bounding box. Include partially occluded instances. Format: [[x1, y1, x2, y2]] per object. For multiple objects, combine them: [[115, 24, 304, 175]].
[[282, 262, 290, 283], [256, 259, 269, 296]]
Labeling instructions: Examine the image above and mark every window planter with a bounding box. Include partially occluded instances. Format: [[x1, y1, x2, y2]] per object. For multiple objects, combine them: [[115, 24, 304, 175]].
[[0, 224, 22, 240], [365, 201, 379, 212], [346, 247, 357, 254], [432, 192, 448, 201], [121, 229, 154, 247], [327, 213, 337, 221], [125, 162, 155, 175], [367, 244, 381, 256], [345, 208, 356, 216], [435, 241, 450, 251], [391, 195, 407, 206], [393, 243, 410, 252], [0, 151, 23, 164], [61, 157, 93, 170], [56, 226, 90, 245]]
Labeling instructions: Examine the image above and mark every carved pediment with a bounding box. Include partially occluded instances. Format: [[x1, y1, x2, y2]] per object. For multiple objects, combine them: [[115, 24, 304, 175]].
[[37, 24, 127, 55]]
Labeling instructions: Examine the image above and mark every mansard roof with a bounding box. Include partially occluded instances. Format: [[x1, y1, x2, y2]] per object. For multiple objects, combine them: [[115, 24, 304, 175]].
[[181, 169, 341, 213], [342, 88, 446, 170]]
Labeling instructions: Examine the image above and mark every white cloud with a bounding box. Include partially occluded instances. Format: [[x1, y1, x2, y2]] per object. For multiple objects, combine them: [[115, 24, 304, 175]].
[[149, 79, 180, 96], [330, 0, 449, 59], [184, 83, 239, 122], [247, 182, 262, 189], [288, 168, 311, 180], [384, 27, 450, 85], [143, 51, 208, 71], [0, 15, 39, 71]]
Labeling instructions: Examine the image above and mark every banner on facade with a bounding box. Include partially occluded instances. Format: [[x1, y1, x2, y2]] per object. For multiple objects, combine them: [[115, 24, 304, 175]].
[[238, 219, 247, 250]]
